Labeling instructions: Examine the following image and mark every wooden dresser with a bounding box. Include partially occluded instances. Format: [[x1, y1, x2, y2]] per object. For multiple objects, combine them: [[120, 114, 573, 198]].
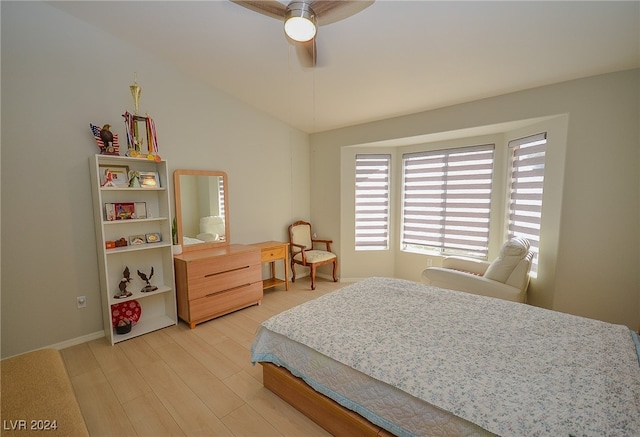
[[174, 244, 262, 329]]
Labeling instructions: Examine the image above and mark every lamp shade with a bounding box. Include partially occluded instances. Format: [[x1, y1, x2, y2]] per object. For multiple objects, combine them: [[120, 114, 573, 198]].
[[284, 1, 317, 42]]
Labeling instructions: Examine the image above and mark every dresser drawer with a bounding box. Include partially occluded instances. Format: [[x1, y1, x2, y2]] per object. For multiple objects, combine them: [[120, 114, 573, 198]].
[[261, 245, 286, 263], [188, 264, 261, 300], [189, 281, 263, 322], [187, 251, 260, 280], [174, 245, 263, 329]]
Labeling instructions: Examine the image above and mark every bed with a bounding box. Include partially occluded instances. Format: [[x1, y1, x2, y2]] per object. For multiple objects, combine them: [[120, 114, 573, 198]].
[[251, 277, 640, 436]]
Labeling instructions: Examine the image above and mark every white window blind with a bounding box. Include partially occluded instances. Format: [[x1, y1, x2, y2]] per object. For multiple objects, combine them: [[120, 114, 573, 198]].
[[402, 144, 495, 258], [507, 133, 547, 275], [218, 176, 225, 218], [355, 154, 391, 250]]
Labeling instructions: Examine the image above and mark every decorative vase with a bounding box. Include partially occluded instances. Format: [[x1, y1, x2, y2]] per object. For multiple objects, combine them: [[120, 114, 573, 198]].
[[172, 244, 182, 255]]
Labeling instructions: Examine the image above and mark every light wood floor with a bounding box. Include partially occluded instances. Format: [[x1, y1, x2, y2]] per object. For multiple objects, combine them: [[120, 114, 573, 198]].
[[61, 277, 345, 437]]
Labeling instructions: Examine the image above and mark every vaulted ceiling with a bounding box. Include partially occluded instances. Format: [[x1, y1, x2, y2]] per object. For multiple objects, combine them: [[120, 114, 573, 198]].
[[51, 1, 640, 133]]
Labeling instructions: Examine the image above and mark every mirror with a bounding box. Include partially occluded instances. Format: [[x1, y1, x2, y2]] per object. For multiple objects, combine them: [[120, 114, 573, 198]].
[[174, 169, 229, 252]]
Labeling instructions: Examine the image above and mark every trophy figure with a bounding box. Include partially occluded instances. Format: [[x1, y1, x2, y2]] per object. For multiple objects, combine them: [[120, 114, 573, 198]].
[[123, 73, 161, 161], [115, 267, 133, 299], [137, 267, 158, 293], [130, 73, 141, 115]]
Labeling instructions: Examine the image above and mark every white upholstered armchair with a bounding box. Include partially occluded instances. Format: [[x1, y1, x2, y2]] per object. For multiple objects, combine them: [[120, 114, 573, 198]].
[[197, 216, 225, 242], [421, 237, 534, 303]]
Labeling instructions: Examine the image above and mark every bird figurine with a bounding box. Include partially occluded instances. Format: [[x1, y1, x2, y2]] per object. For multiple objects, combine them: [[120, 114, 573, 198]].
[[137, 267, 158, 293], [100, 124, 115, 154], [115, 266, 133, 299]]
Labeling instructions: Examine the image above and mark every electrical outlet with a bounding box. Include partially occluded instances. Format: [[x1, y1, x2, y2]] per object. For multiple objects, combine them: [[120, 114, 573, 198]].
[[77, 296, 87, 309], [426, 259, 433, 267]]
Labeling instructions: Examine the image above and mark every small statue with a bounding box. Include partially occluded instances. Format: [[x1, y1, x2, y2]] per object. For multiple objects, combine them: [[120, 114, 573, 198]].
[[137, 267, 158, 293], [130, 73, 141, 115], [129, 170, 141, 188], [90, 123, 119, 155], [115, 267, 133, 299], [100, 124, 114, 152]]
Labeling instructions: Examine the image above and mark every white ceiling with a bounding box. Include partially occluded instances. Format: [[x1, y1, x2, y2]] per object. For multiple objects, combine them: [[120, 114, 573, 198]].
[[51, 1, 639, 133]]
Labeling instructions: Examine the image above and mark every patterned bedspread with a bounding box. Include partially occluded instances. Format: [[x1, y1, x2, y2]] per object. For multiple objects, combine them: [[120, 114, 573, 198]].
[[253, 277, 640, 436]]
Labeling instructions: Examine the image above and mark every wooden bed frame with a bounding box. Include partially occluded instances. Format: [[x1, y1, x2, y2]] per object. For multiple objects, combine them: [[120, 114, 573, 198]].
[[262, 362, 394, 436]]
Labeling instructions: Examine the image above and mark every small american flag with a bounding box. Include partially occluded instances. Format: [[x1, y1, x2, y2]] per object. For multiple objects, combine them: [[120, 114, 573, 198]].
[[90, 123, 120, 154]]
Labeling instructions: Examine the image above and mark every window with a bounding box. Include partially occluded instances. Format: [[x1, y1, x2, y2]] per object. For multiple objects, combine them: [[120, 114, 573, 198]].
[[355, 154, 391, 250], [402, 144, 495, 258], [507, 133, 547, 275], [218, 176, 225, 218]]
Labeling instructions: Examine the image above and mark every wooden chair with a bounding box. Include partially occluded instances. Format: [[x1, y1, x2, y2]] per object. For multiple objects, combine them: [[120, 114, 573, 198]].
[[288, 220, 338, 290]]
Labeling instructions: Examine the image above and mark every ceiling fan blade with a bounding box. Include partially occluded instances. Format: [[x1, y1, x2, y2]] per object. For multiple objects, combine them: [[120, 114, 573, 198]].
[[230, 0, 286, 20], [295, 38, 317, 68], [310, 0, 374, 26]]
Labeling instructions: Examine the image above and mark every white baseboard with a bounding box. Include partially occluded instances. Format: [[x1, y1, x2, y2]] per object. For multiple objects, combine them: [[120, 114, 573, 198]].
[[335, 277, 365, 283], [49, 330, 105, 351], [314, 274, 363, 284], [3, 331, 105, 360]]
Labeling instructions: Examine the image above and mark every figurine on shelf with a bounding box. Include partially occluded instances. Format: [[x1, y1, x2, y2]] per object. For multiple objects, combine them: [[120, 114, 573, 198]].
[[100, 124, 114, 151], [137, 267, 158, 293], [129, 170, 141, 188], [115, 267, 133, 299], [90, 123, 120, 155]]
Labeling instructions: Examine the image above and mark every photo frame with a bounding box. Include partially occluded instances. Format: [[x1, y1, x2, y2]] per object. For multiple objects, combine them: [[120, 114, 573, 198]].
[[113, 202, 135, 220], [145, 232, 161, 243], [105, 202, 146, 220], [99, 165, 130, 188], [105, 203, 116, 221], [129, 235, 146, 245], [134, 202, 147, 219], [139, 171, 160, 188]]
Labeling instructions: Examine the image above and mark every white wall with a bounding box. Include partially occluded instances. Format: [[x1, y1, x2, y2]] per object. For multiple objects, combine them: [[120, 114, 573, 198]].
[[313, 69, 640, 330], [1, 2, 310, 358]]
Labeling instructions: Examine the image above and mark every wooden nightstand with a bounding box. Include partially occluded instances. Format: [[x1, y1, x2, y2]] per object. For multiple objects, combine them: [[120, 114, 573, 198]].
[[252, 241, 289, 291]]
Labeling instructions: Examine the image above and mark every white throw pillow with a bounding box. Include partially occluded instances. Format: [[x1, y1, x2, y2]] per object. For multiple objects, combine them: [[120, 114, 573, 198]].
[[483, 237, 530, 283]]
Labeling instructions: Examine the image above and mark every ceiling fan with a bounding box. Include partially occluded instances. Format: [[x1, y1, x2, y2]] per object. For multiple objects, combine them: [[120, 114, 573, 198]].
[[230, 0, 374, 67]]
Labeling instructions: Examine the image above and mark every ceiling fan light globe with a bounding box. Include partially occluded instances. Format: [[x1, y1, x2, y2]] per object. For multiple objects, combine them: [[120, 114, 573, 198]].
[[285, 16, 316, 42], [284, 1, 317, 42]]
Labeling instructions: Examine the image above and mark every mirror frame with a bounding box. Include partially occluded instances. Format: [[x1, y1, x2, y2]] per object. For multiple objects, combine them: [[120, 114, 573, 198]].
[[174, 169, 230, 253]]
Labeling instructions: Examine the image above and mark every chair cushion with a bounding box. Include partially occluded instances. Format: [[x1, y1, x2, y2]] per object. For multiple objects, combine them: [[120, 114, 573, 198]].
[[483, 237, 530, 283], [291, 223, 312, 249], [293, 250, 336, 264]]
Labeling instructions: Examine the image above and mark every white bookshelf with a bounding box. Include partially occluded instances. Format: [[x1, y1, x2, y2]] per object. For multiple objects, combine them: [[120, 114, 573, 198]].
[[89, 154, 177, 344]]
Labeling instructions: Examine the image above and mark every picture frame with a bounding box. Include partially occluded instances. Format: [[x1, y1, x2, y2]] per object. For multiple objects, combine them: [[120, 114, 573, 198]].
[[105, 203, 116, 221], [113, 202, 136, 220], [139, 171, 160, 188], [145, 232, 161, 243], [105, 202, 146, 220], [134, 202, 147, 219], [99, 165, 130, 188], [129, 235, 146, 245]]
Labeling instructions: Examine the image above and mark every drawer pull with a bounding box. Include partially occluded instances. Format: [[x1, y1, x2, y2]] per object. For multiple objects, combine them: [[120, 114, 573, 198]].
[[206, 283, 252, 297], [204, 265, 250, 278]]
